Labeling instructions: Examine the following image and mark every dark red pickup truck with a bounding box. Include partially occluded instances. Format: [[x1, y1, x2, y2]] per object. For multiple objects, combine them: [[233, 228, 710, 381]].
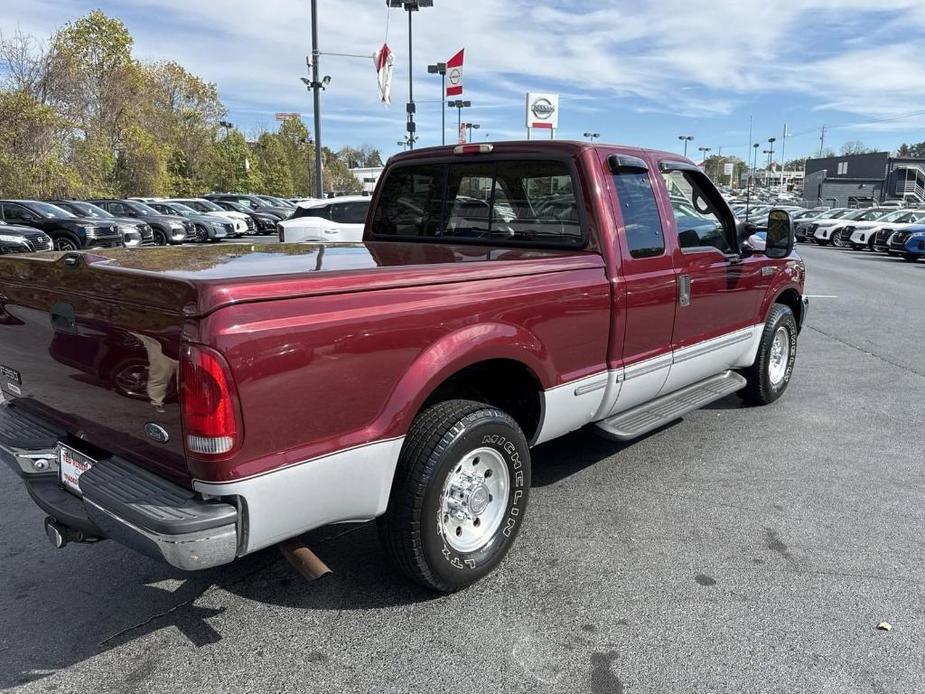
[[0, 142, 806, 592]]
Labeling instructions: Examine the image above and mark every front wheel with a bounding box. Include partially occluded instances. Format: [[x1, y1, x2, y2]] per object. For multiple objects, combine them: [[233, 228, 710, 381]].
[[378, 399, 531, 593], [902, 254, 919, 262], [738, 304, 798, 405], [831, 230, 846, 247], [53, 234, 80, 251]]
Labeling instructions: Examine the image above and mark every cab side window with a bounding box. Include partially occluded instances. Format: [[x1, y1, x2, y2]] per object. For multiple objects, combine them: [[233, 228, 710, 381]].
[[612, 171, 664, 258], [331, 201, 370, 225], [662, 170, 732, 254]]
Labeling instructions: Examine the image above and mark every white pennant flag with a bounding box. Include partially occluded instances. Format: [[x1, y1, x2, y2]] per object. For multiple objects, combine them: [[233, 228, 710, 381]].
[[374, 43, 394, 105]]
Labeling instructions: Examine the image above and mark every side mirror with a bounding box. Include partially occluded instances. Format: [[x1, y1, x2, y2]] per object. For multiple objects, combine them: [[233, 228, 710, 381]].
[[765, 209, 794, 259]]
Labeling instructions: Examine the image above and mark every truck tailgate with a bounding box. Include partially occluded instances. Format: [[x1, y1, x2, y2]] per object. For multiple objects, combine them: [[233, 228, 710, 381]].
[[0, 253, 196, 483]]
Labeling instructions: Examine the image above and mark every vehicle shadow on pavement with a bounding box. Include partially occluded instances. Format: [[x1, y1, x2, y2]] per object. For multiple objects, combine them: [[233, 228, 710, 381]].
[[0, 415, 746, 689]]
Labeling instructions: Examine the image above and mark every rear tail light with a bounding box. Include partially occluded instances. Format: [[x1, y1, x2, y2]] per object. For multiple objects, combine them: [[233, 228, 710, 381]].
[[180, 344, 242, 459]]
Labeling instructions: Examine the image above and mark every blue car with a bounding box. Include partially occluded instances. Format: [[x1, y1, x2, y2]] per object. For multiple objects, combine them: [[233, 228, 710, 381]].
[[887, 224, 925, 262]]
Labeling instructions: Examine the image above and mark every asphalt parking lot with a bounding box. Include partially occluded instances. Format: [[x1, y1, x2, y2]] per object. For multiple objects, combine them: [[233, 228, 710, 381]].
[[1, 244, 923, 693]]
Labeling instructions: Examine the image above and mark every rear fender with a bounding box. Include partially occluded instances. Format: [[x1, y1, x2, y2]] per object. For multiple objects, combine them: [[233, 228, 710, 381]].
[[377, 322, 552, 438]]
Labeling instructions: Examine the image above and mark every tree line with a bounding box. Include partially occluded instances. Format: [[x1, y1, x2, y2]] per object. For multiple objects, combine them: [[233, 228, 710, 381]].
[[0, 10, 382, 200]]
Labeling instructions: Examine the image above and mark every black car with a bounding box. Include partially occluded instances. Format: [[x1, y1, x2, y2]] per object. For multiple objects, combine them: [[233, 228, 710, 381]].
[[48, 200, 155, 248], [0, 200, 123, 251], [210, 199, 279, 235], [0, 223, 53, 254], [204, 194, 292, 221], [88, 199, 192, 246]]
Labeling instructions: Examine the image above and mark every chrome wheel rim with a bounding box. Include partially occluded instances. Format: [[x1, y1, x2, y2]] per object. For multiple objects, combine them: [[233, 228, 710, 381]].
[[54, 238, 77, 251], [440, 447, 510, 553], [768, 326, 790, 386]]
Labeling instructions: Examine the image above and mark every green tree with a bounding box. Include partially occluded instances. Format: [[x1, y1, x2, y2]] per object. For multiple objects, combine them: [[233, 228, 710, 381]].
[[254, 132, 294, 196]]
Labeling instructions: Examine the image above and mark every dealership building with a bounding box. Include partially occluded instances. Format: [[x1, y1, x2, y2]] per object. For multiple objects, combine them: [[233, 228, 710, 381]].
[[802, 151, 925, 207]]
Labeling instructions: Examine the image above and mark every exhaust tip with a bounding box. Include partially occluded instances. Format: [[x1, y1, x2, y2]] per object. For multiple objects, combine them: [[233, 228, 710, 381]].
[[44, 518, 67, 549]]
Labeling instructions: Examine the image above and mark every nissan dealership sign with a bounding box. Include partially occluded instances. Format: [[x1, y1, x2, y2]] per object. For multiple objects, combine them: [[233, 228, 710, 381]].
[[526, 92, 559, 130]]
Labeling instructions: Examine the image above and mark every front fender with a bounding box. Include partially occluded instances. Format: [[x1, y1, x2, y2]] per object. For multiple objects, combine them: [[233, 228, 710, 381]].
[[375, 322, 553, 439], [757, 258, 806, 326]]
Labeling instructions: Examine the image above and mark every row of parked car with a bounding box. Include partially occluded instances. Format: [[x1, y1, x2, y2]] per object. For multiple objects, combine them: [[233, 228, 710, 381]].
[[0, 194, 307, 253], [730, 202, 925, 262]]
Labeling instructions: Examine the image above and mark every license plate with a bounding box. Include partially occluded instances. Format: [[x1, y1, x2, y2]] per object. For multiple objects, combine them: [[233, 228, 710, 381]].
[[58, 444, 96, 495]]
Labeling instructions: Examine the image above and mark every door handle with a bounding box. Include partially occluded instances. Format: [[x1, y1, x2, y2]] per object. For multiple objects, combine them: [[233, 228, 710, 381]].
[[678, 274, 691, 307]]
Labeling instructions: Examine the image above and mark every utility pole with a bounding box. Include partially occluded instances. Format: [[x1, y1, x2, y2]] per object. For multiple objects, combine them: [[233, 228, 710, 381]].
[[780, 123, 788, 193], [819, 125, 827, 158], [308, 0, 324, 198]]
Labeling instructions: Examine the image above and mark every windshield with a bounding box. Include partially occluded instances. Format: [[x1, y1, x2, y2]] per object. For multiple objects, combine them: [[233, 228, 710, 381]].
[[129, 201, 162, 216], [28, 201, 75, 218], [163, 204, 197, 216], [71, 201, 114, 218], [879, 209, 911, 223], [195, 199, 224, 212], [261, 195, 293, 207]]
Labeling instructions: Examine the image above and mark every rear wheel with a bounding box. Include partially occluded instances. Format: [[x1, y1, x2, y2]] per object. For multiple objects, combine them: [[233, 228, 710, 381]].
[[378, 399, 531, 593], [738, 304, 797, 406]]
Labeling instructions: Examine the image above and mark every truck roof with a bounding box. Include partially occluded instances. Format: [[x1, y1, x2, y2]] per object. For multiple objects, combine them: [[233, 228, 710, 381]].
[[388, 140, 684, 164]]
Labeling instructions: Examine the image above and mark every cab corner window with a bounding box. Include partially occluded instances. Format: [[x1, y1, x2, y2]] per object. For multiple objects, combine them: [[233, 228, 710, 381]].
[[612, 171, 664, 258], [662, 169, 732, 254]]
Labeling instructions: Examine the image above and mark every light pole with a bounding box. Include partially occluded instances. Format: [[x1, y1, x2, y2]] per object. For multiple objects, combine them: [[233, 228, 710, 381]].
[[389, 0, 434, 150], [304, 0, 333, 197], [427, 61, 446, 146], [584, 132, 600, 142], [464, 122, 480, 143], [218, 121, 234, 191], [678, 135, 695, 157], [698, 146, 712, 163], [767, 137, 777, 189], [448, 99, 470, 142], [745, 142, 760, 221]]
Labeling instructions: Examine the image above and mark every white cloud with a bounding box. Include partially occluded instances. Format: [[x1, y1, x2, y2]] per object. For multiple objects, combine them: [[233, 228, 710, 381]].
[[4, 0, 925, 152]]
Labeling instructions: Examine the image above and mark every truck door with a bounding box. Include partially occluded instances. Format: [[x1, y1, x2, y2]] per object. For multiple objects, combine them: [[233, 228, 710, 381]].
[[597, 153, 677, 418], [655, 160, 766, 394]]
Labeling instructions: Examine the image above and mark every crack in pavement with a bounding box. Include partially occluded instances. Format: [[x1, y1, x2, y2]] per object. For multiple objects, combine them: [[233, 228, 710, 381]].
[[805, 324, 925, 379]]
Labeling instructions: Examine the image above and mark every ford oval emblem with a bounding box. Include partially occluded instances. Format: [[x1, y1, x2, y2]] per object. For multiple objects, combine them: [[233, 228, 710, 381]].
[[144, 423, 170, 444]]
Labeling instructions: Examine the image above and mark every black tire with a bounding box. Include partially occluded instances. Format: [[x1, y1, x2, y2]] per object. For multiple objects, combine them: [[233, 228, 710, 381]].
[[378, 399, 531, 593], [194, 225, 209, 243], [902, 254, 919, 263], [152, 228, 168, 246], [831, 229, 845, 247], [738, 304, 798, 406], [52, 233, 80, 251]]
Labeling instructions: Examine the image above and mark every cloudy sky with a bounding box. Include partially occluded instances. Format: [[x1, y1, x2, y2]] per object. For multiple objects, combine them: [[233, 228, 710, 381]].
[[5, 0, 925, 161]]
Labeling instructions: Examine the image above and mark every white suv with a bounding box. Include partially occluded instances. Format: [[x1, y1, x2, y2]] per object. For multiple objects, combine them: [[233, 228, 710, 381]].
[[278, 196, 370, 243]]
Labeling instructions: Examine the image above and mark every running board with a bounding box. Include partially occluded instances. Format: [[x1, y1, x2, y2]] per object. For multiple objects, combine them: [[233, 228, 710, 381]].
[[593, 371, 747, 441]]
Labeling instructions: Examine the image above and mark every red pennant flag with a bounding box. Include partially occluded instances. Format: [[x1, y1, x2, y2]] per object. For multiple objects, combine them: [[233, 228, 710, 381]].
[[445, 49, 464, 97]]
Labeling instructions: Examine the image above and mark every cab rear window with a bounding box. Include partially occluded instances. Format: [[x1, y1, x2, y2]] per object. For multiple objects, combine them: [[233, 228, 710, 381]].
[[371, 160, 585, 248]]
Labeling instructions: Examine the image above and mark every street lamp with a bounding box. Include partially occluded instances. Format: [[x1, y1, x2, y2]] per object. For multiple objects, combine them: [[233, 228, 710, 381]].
[[389, 0, 434, 150], [427, 61, 447, 146], [584, 132, 600, 142], [448, 99, 471, 142], [678, 135, 695, 157], [745, 142, 760, 221], [698, 146, 712, 162], [464, 122, 480, 143], [767, 137, 777, 188]]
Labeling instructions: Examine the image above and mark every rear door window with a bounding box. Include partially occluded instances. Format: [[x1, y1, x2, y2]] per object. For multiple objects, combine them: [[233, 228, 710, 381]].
[[612, 171, 664, 258], [372, 159, 584, 247]]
